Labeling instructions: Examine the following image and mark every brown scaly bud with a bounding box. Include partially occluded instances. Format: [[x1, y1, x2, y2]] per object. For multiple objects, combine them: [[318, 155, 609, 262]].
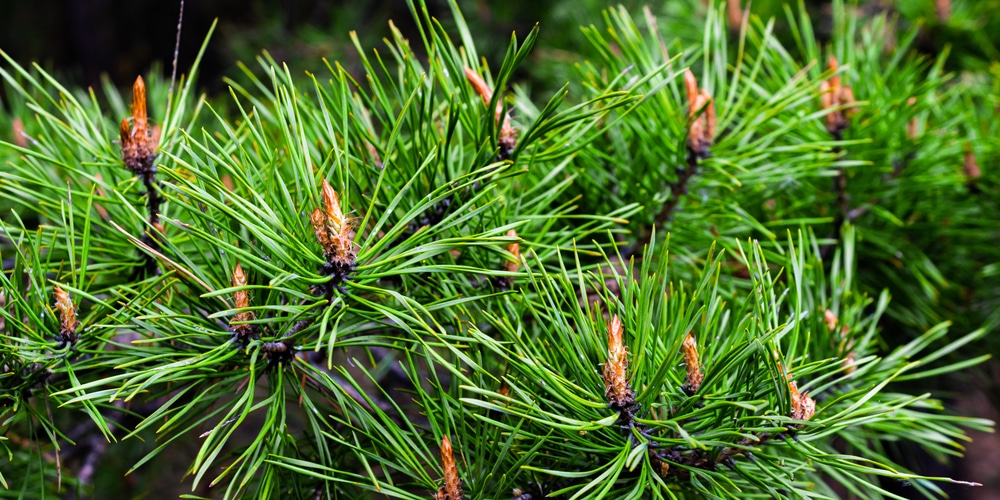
[[779, 362, 816, 422], [936, 0, 951, 22], [53, 286, 80, 346], [788, 379, 816, 421], [310, 208, 332, 253], [312, 180, 356, 264], [492, 229, 521, 290], [435, 436, 464, 500], [365, 140, 383, 169], [726, 0, 744, 31], [12, 118, 27, 148], [906, 97, 919, 140], [464, 67, 517, 160], [684, 69, 715, 160], [681, 333, 704, 394], [311, 180, 357, 292], [504, 229, 520, 274], [824, 309, 855, 374], [823, 309, 849, 335], [229, 264, 258, 343], [963, 143, 982, 181], [120, 76, 160, 179], [602, 314, 634, 409], [819, 57, 856, 139]]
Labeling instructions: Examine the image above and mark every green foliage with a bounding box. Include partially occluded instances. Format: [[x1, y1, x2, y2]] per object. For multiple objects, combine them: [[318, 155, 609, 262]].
[[0, 0, 996, 498]]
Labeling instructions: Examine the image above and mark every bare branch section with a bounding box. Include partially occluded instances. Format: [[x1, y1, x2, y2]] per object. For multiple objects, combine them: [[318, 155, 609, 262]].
[[633, 69, 715, 255]]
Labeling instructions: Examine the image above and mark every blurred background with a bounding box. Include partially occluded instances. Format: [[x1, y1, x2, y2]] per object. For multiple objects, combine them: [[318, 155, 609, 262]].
[[2, 0, 1000, 497]]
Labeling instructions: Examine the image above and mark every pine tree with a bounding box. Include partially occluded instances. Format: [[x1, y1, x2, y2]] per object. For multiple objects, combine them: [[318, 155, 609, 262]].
[[0, 0, 995, 498]]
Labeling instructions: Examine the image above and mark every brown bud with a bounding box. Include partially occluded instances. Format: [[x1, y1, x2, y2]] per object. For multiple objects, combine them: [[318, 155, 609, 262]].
[[681, 333, 703, 393], [780, 362, 816, 422], [232, 264, 250, 309], [312, 182, 356, 266], [435, 435, 464, 500], [788, 379, 816, 421], [936, 0, 951, 21], [310, 208, 331, 252], [120, 76, 159, 176], [321, 180, 344, 230], [820, 57, 855, 137], [843, 351, 857, 375], [229, 264, 257, 341], [726, 0, 743, 31], [464, 66, 517, 159], [365, 140, 383, 169], [504, 229, 520, 274], [602, 314, 633, 409], [964, 143, 982, 181], [53, 286, 80, 345], [684, 69, 715, 158], [12, 118, 27, 148], [463, 66, 494, 108], [906, 97, 919, 139], [823, 309, 849, 335], [131, 76, 148, 133]]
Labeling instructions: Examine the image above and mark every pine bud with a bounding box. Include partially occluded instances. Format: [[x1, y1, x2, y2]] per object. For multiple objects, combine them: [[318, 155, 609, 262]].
[[684, 69, 715, 159], [963, 143, 982, 181], [229, 264, 257, 342], [311, 180, 356, 265], [435, 435, 464, 500], [504, 229, 520, 275], [602, 314, 633, 409], [53, 286, 80, 345], [823, 309, 848, 335], [824, 309, 855, 374], [311, 180, 357, 291], [120, 76, 160, 178], [819, 57, 856, 138], [12, 118, 26, 148], [906, 97, 919, 140], [788, 379, 816, 421], [464, 67, 517, 159], [936, 0, 951, 21], [726, 0, 743, 30], [781, 362, 816, 422], [681, 332, 703, 394]]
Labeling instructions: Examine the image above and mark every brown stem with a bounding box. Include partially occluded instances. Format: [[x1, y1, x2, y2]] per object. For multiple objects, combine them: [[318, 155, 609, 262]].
[[630, 151, 702, 257]]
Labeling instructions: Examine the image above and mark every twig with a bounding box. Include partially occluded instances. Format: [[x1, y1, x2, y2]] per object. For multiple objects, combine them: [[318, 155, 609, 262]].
[[168, 0, 185, 98]]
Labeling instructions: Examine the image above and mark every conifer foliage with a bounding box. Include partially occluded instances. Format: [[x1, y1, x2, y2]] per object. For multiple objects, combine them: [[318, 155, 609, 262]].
[[0, 0, 996, 498]]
